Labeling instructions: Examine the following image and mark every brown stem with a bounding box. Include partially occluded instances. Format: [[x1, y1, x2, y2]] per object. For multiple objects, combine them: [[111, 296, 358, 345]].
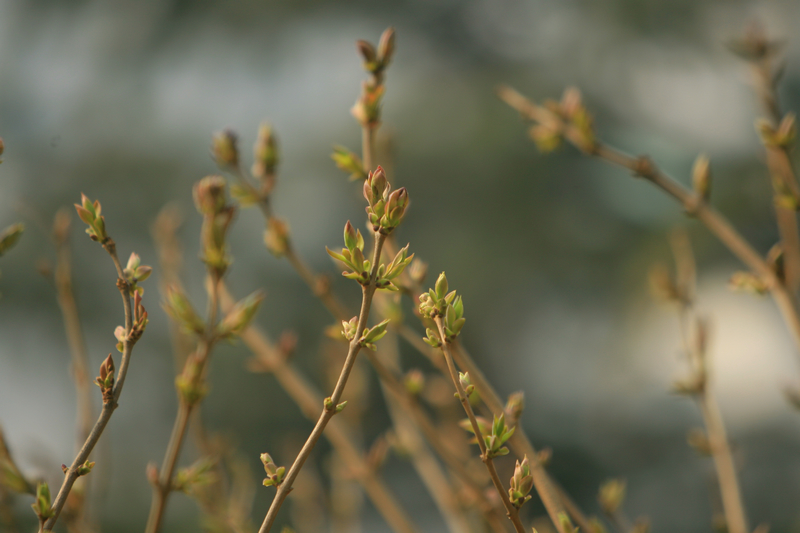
[[670, 237, 748, 533], [362, 348, 511, 533], [43, 240, 135, 532], [258, 233, 388, 533], [144, 401, 195, 533], [145, 275, 219, 533], [362, 125, 375, 172], [434, 317, 526, 533], [751, 56, 800, 293], [450, 343, 583, 533], [497, 84, 800, 364], [221, 282, 417, 533]]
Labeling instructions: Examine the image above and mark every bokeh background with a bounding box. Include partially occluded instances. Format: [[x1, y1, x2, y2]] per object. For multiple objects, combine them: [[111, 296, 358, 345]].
[[2, 0, 800, 531]]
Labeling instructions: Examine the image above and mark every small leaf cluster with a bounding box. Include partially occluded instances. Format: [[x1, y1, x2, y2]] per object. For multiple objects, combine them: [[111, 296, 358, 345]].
[[74, 194, 108, 243], [327, 221, 370, 284], [528, 87, 595, 154], [459, 413, 515, 459], [508, 455, 533, 509], [260, 453, 285, 488], [174, 457, 216, 495], [31, 482, 53, 520], [363, 167, 408, 235], [419, 273, 465, 346], [123, 252, 152, 295], [359, 318, 390, 350]]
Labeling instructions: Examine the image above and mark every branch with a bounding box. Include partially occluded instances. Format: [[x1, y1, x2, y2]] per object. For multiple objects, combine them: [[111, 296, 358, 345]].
[[433, 316, 526, 533], [497, 84, 800, 364], [258, 233, 388, 533], [43, 225, 142, 532]]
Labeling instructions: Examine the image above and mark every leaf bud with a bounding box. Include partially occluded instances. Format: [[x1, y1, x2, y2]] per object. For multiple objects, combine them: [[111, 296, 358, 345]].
[[598, 478, 626, 514], [692, 154, 711, 202], [508, 455, 533, 509], [356, 39, 378, 72], [218, 290, 265, 338], [264, 217, 290, 257], [212, 129, 239, 168], [404, 369, 425, 396], [193, 175, 228, 216], [331, 146, 367, 181], [31, 482, 53, 519], [252, 123, 279, 181], [377, 27, 396, 69], [0, 223, 23, 256]]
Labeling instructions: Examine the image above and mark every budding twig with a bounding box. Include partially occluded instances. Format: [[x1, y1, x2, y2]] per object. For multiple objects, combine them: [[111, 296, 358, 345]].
[[258, 232, 388, 533], [497, 84, 800, 367], [43, 197, 147, 532]]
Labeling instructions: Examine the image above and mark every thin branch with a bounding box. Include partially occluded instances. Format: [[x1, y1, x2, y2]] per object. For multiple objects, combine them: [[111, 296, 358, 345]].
[[221, 282, 417, 533], [434, 317, 526, 533], [748, 37, 800, 292], [669, 233, 749, 533], [450, 342, 589, 533], [497, 85, 800, 364], [258, 233, 388, 533], [43, 238, 136, 532]]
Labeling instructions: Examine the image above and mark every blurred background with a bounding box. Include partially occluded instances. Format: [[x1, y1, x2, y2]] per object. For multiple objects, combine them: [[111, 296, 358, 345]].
[[2, 0, 800, 531]]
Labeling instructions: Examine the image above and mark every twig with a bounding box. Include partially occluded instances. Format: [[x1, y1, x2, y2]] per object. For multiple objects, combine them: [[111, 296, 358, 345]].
[[450, 342, 589, 533], [669, 233, 749, 533], [145, 299, 218, 533], [741, 26, 800, 293], [434, 316, 526, 533], [258, 232, 388, 533], [43, 237, 137, 532], [362, 347, 511, 533], [497, 85, 800, 364], [219, 284, 418, 533]]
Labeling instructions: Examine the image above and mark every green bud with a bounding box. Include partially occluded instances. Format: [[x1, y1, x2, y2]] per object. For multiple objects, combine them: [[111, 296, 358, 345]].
[[252, 123, 279, 181], [359, 318, 391, 350], [260, 453, 285, 488], [95, 354, 115, 401], [508, 455, 533, 509], [163, 285, 205, 335], [218, 290, 265, 338], [212, 129, 239, 168], [73, 194, 108, 242], [193, 176, 228, 216], [341, 316, 358, 341], [76, 460, 95, 477], [344, 221, 358, 252], [598, 478, 626, 514], [404, 369, 425, 396], [331, 146, 367, 181], [0, 223, 23, 256], [265, 217, 291, 257], [31, 482, 53, 519], [434, 272, 448, 300]]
